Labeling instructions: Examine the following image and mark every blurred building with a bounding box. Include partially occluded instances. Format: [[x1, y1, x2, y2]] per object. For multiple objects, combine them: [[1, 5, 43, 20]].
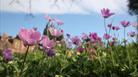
[[0, 33, 35, 53]]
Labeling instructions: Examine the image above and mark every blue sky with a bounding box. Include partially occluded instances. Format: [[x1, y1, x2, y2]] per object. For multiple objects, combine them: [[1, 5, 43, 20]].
[[0, 0, 137, 40]]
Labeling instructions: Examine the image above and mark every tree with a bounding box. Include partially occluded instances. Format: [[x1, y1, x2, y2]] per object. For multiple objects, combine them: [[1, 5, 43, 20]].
[[128, 0, 138, 43]]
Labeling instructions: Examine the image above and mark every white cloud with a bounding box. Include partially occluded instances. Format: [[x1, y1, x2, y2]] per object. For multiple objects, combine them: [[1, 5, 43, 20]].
[[0, 0, 128, 14], [79, 0, 128, 14]]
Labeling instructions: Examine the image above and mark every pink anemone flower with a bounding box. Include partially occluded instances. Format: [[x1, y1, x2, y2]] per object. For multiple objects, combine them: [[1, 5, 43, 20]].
[[121, 20, 130, 27], [48, 27, 63, 37], [18, 28, 41, 46], [101, 8, 114, 18], [103, 33, 111, 40], [41, 35, 55, 49]]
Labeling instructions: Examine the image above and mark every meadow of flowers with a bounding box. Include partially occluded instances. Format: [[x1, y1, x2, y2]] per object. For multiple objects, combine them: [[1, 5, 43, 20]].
[[0, 8, 138, 77]]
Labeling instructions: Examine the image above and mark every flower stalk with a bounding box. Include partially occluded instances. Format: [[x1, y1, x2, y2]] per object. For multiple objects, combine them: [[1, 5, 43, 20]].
[[20, 46, 30, 76]]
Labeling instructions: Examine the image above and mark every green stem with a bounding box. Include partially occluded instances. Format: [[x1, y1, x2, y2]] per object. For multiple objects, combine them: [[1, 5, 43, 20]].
[[104, 18, 107, 34], [98, 51, 102, 68], [109, 27, 111, 35], [124, 28, 126, 47], [136, 15, 138, 43], [20, 45, 29, 76], [111, 50, 115, 66], [104, 18, 109, 48]]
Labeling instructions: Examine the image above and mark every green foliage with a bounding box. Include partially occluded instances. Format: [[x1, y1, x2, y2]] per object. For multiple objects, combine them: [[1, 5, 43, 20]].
[[0, 43, 138, 77]]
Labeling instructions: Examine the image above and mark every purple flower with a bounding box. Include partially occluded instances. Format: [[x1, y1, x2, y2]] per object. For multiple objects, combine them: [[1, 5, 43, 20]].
[[89, 32, 98, 41], [103, 33, 111, 40], [45, 49, 55, 57], [3, 48, 13, 61], [77, 46, 84, 53], [107, 24, 112, 28], [112, 26, 120, 31], [18, 28, 41, 46], [101, 8, 114, 18], [112, 26, 116, 30], [66, 33, 71, 38], [89, 32, 101, 42], [71, 36, 81, 46], [66, 41, 72, 49], [128, 31, 136, 37], [81, 33, 88, 40], [112, 37, 117, 41], [121, 20, 130, 27], [115, 26, 120, 31]]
